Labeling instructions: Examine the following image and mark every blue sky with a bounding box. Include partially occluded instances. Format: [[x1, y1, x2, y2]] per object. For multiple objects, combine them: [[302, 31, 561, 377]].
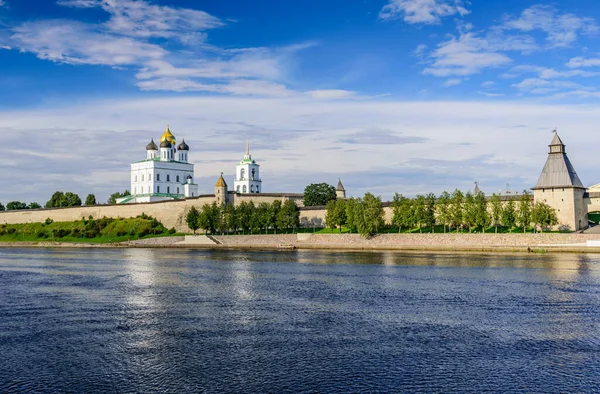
[[2, 0, 600, 204]]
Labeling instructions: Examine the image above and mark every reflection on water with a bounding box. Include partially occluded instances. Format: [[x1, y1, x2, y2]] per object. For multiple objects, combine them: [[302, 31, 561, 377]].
[[1, 248, 600, 392]]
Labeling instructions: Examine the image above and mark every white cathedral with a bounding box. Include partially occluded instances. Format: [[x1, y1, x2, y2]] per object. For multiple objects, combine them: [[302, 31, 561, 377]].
[[118, 126, 262, 204]]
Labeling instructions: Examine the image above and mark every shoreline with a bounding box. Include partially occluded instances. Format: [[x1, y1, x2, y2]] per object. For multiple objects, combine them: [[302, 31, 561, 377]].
[[2, 233, 600, 254]]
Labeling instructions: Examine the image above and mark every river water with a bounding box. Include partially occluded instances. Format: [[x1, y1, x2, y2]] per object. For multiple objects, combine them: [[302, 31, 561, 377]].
[[1, 248, 600, 392]]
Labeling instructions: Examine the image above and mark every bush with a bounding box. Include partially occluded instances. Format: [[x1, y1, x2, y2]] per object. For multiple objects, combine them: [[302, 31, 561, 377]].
[[86, 230, 98, 238], [36, 230, 47, 238], [6, 228, 16, 235], [55, 229, 71, 238], [72, 228, 82, 238], [168, 227, 176, 234], [116, 231, 127, 237], [45, 218, 54, 225]]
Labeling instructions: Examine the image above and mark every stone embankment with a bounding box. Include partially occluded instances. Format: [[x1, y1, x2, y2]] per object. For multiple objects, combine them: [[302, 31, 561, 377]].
[[209, 233, 600, 252]]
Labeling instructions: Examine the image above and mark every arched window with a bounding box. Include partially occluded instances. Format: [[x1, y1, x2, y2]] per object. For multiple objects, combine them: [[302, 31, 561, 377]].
[[177, 187, 180, 194], [251, 168, 255, 180], [167, 174, 170, 182], [240, 169, 245, 180], [157, 186, 160, 193], [135, 175, 138, 182], [257, 186, 260, 193], [157, 174, 160, 181], [251, 185, 254, 192], [141, 174, 144, 182], [243, 185, 247, 193], [237, 186, 240, 192], [167, 187, 170, 194], [176, 175, 180, 182]]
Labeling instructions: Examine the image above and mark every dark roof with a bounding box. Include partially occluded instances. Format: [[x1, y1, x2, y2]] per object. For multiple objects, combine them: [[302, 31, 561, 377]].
[[534, 134, 585, 189], [146, 139, 158, 151], [178, 139, 189, 151], [160, 139, 172, 148]]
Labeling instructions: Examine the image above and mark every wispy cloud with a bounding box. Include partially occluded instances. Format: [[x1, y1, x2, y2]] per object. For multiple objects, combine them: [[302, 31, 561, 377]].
[[567, 57, 600, 68], [499, 5, 598, 48], [1, 0, 311, 95], [379, 0, 469, 24], [423, 31, 512, 77]]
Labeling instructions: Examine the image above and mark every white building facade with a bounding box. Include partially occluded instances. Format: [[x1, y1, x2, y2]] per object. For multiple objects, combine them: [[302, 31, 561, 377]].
[[233, 140, 262, 194], [119, 126, 198, 204]]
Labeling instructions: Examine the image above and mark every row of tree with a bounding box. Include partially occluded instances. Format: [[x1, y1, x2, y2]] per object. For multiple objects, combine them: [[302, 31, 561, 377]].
[[391, 190, 557, 233], [186, 200, 301, 235], [325, 193, 386, 237], [324, 190, 559, 236], [0, 190, 132, 211]]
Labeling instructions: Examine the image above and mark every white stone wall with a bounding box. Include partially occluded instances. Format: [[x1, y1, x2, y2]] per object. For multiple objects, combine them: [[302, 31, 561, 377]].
[[534, 187, 587, 230]]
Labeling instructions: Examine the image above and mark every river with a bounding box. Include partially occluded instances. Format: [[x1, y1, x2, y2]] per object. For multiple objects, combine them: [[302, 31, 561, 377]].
[[1, 248, 600, 392]]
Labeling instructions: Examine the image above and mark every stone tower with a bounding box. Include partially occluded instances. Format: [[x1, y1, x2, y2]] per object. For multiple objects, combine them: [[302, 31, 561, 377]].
[[215, 173, 228, 205], [336, 178, 346, 199], [532, 132, 586, 230]]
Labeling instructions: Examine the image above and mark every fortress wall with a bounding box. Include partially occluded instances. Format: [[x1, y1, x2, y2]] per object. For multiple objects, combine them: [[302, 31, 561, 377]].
[[0, 195, 317, 233]]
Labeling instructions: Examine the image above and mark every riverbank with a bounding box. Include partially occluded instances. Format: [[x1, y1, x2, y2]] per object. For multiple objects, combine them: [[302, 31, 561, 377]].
[[2, 233, 600, 254]]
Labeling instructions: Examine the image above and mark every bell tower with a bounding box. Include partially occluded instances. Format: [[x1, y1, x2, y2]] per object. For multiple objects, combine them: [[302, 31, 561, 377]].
[[234, 139, 262, 194]]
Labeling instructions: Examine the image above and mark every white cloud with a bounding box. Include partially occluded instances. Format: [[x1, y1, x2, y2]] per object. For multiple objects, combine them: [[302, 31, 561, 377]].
[[481, 81, 495, 88], [442, 78, 462, 87], [423, 32, 512, 76], [379, 0, 469, 24], [567, 57, 600, 68], [512, 78, 581, 94], [0, 0, 6, 7], [306, 90, 356, 100], [0, 0, 312, 95], [500, 5, 598, 47]]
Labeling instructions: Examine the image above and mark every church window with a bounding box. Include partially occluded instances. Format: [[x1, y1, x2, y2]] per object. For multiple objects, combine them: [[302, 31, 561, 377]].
[[177, 187, 180, 194], [241, 169, 245, 180], [237, 186, 240, 192], [251, 168, 255, 180], [142, 174, 144, 182], [257, 186, 260, 193], [157, 186, 160, 193], [167, 187, 170, 194], [167, 175, 170, 182], [157, 174, 160, 181], [251, 185, 254, 192], [135, 175, 138, 182], [243, 185, 247, 193], [176, 175, 180, 182]]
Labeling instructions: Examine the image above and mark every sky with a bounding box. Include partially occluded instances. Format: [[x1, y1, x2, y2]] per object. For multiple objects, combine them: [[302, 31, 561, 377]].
[[2, 0, 600, 204]]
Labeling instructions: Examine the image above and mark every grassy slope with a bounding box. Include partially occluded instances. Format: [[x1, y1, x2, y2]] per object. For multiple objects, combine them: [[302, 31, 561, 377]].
[[0, 216, 181, 244]]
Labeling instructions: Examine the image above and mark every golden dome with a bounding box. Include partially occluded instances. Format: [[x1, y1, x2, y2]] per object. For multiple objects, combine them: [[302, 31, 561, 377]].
[[160, 125, 176, 145]]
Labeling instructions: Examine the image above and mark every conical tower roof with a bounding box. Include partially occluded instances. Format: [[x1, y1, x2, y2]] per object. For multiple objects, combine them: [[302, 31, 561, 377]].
[[533, 133, 584, 189], [336, 178, 345, 191], [215, 173, 227, 187]]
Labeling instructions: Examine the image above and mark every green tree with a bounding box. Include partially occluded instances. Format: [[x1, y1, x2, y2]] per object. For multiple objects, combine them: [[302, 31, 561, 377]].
[[269, 200, 282, 233], [517, 191, 533, 233], [28, 202, 41, 209], [345, 198, 359, 233], [474, 191, 489, 232], [356, 193, 384, 237], [463, 192, 477, 233], [186, 206, 200, 234], [256, 202, 271, 233], [278, 200, 300, 233], [392, 193, 412, 232], [333, 199, 347, 233], [489, 193, 503, 233], [502, 199, 517, 233], [45, 191, 65, 208], [6, 201, 28, 210], [531, 201, 558, 232], [413, 194, 427, 233], [450, 189, 464, 232], [303, 183, 337, 206], [237, 201, 253, 234], [325, 199, 338, 232], [107, 190, 131, 204], [436, 191, 451, 233], [0, 202, 4, 211], [224, 204, 238, 234], [85, 194, 97, 206], [63, 192, 82, 207], [425, 193, 437, 232], [198, 203, 212, 234]]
